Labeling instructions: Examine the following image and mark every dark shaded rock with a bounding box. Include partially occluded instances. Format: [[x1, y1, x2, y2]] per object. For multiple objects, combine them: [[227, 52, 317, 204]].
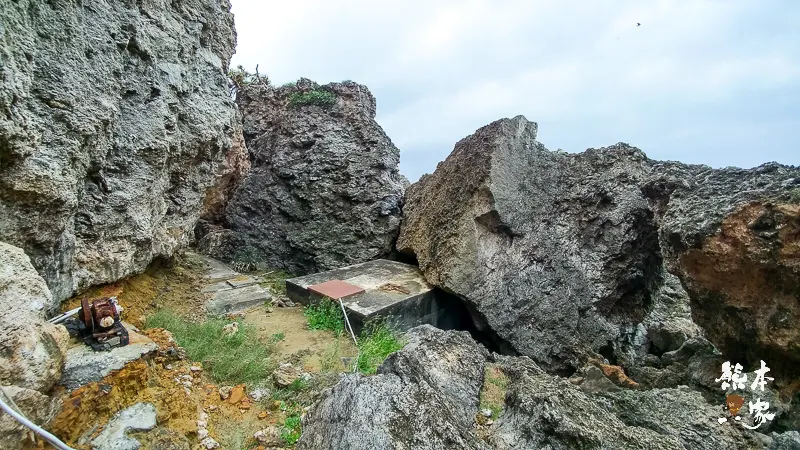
[[207, 78, 405, 274], [0, 0, 240, 305], [650, 185, 800, 382], [490, 354, 764, 449], [398, 115, 800, 401], [397, 116, 662, 371], [302, 325, 767, 449], [298, 325, 489, 450]]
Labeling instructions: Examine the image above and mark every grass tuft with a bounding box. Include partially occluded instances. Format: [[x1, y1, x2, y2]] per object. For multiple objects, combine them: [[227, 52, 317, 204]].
[[303, 297, 345, 335], [288, 89, 336, 108], [356, 321, 404, 375], [260, 270, 293, 297], [145, 309, 275, 385], [479, 365, 509, 419]]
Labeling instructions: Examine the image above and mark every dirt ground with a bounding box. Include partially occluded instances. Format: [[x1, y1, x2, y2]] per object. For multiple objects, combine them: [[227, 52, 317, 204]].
[[45, 253, 357, 450]]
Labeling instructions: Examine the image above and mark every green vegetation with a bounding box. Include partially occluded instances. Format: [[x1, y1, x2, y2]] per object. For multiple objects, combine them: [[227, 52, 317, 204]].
[[260, 270, 293, 297], [229, 246, 261, 273], [228, 64, 269, 99], [270, 332, 286, 343], [303, 300, 404, 375], [288, 89, 337, 108], [356, 321, 404, 375], [145, 309, 275, 384], [303, 297, 345, 335], [789, 187, 800, 203], [479, 365, 509, 419], [280, 413, 302, 445]]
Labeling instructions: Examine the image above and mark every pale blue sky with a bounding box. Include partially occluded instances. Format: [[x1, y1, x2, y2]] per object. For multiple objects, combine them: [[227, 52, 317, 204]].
[[229, 0, 799, 182]]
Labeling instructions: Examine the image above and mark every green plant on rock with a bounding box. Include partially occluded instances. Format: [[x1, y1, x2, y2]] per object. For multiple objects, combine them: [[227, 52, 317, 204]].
[[288, 89, 337, 108], [303, 297, 345, 335], [280, 413, 302, 445], [356, 320, 404, 375], [230, 246, 261, 273]]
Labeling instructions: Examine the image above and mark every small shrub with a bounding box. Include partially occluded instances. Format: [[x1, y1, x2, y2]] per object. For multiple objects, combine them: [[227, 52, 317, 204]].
[[304, 297, 345, 335], [260, 270, 293, 297], [281, 413, 302, 445], [789, 188, 800, 203], [270, 332, 286, 343], [288, 89, 337, 108], [145, 310, 274, 384], [356, 321, 404, 375]]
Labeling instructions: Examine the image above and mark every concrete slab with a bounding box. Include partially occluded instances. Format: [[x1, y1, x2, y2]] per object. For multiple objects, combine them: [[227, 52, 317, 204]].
[[226, 275, 262, 288], [205, 284, 271, 316], [202, 281, 233, 293], [196, 253, 239, 280], [286, 259, 439, 333], [91, 402, 157, 450]]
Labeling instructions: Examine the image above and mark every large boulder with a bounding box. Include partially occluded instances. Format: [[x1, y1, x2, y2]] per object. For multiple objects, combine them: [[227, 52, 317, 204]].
[[644, 163, 800, 382], [301, 326, 766, 449], [0, 242, 68, 393], [0, 0, 240, 305], [398, 115, 800, 386], [298, 326, 489, 449], [205, 78, 406, 274], [397, 116, 662, 371], [0, 242, 69, 448]]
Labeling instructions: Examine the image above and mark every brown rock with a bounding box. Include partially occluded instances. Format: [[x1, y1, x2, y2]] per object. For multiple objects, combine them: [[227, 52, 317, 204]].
[[676, 202, 800, 381], [228, 384, 246, 404], [598, 364, 639, 389], [258, 412, 268, 419]]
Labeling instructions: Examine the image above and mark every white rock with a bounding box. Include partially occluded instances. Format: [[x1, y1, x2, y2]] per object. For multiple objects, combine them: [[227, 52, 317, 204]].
[[201, 437, 220, 449]]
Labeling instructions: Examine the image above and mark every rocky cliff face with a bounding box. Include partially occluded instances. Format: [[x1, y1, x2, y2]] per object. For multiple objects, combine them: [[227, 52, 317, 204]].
[[398, 116, 800, 394], [200, 78, 405, 274], [0, 0, 240, 306]]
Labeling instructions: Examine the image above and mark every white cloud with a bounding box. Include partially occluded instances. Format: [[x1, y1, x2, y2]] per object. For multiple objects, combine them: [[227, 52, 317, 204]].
[[230, 0, 800, 181]]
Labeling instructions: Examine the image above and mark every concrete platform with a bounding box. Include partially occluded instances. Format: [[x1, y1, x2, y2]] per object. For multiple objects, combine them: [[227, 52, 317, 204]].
[[287, 259, 444, 333], [206, 284, 271, 316]]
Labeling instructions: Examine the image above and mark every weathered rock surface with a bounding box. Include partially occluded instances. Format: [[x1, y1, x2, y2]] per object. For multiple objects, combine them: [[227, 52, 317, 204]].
[[398, 116, 662, 371], [398, 115, 800, 386], [302, 326, 767, 449], [0, 242, 69, 393], [0, 385, 55, 449], [298, 325, 489, 450], [492, 355, 764, 450], [60, 328, 157, 390], [649, 176, 800, 381], [200, 78, 405, 274], [91, 402, 157, 450], [0, 0, 240, 305]]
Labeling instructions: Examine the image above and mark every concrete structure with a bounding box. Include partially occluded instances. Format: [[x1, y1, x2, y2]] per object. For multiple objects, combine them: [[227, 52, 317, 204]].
[[194, 253, 271, 316], [286, 259, 465, 333]]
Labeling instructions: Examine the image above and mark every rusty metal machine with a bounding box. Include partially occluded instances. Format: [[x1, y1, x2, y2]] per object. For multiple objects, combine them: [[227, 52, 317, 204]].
[[48, 296, 129, 351]]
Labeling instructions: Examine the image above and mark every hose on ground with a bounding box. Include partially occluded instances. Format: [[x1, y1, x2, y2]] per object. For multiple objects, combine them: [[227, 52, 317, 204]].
[[0, 387, 75, 450]]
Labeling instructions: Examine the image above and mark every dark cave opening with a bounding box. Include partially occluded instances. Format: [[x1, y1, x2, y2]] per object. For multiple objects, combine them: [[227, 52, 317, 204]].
[[427, 288, 519, 356]]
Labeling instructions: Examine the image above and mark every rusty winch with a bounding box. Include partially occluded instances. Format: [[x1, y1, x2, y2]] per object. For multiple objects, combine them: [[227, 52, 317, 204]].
[[48, 296, 129, 351]]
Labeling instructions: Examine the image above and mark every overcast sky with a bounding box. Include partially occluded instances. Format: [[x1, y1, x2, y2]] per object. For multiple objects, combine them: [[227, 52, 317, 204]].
[[229, 0, 799, 182]]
